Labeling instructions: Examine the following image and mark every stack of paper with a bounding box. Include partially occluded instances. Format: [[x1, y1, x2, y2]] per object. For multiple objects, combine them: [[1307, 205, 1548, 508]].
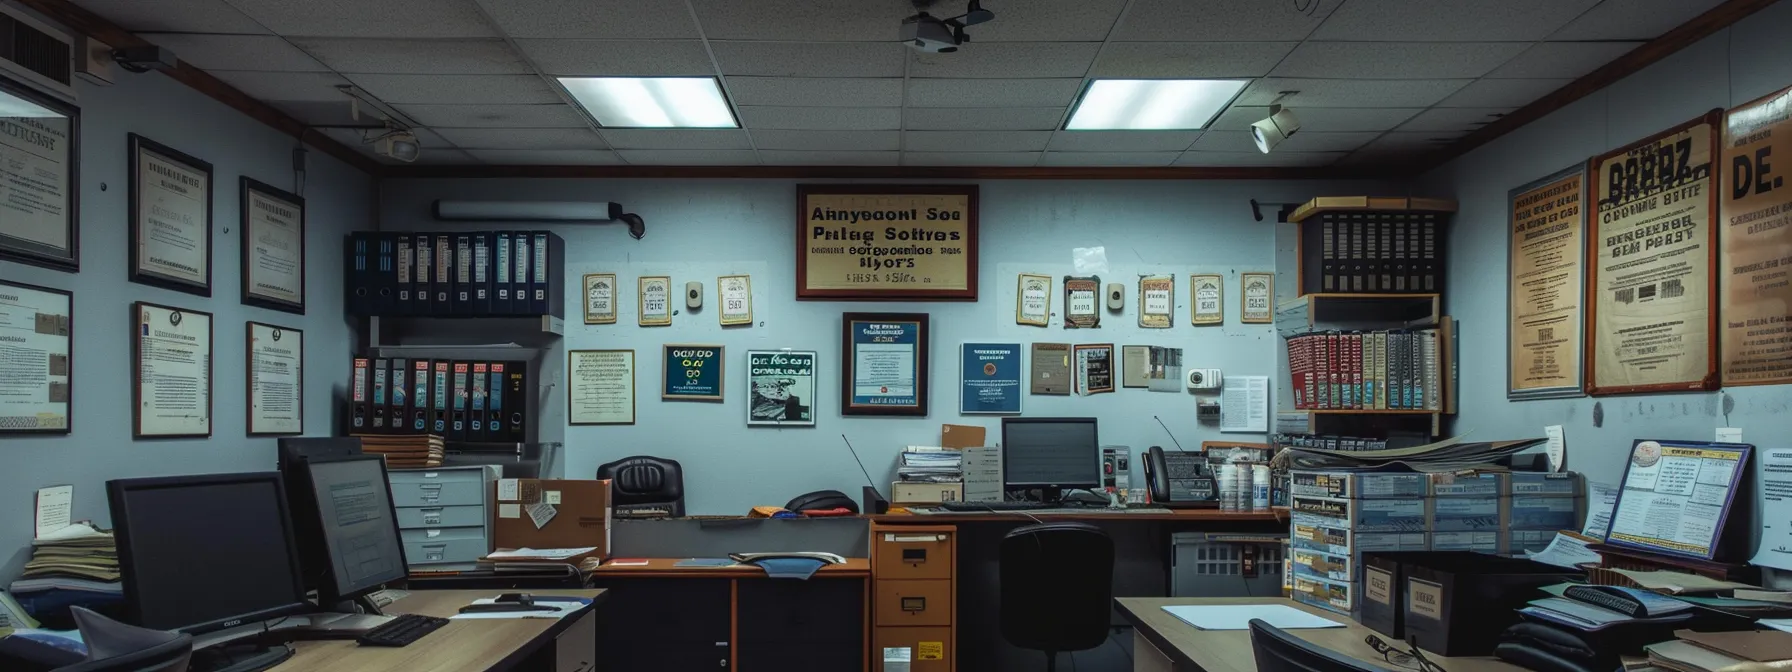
[[476, 547, 601, 574], [357, 435, 446, 468], [898, 447, 962, 484], [1519, 598, 1691, 631], [8, 523, 123, 617]]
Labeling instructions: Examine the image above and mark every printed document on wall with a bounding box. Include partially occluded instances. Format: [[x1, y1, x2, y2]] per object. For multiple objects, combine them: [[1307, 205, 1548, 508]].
[[1750, 447, 1792, 571], [1220, 376, 1269, 433]]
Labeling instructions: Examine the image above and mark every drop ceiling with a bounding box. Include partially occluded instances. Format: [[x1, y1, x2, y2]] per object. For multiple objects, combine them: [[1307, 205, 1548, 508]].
[[69, 0, 1729, 169]]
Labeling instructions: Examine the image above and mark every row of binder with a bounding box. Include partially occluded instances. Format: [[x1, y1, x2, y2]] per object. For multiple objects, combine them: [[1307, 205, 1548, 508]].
[[1299, 211, 1444, 295], [349, 357, 529, 442], [345, 231, 565, 318], [1288, 330, 1442, 411], [1274, 434, 1391, 452]]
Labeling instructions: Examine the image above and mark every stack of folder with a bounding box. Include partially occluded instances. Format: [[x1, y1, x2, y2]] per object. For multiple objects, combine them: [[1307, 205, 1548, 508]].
[[349, 356, 529, 441], [346, 230, 564, 318], [355, 434, 446, 468], [9, 524, 123, 618], [1297, 205, 1447, 295]]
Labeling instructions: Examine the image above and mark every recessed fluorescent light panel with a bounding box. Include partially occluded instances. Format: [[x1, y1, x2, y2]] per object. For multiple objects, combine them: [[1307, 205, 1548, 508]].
[[557, 77, 738, 129], [1065, 79, 1247, 130]]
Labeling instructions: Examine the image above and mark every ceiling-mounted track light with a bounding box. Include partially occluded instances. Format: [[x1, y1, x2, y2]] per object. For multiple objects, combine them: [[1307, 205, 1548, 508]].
[[1252, 104, 1301, 153], [433, 200, 647, 240]]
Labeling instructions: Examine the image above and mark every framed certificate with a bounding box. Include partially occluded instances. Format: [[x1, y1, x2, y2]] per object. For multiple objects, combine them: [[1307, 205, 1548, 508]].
[[663, 344, 724, 401], [796, 185, 979, 300], [240, 178, 305, 314], [1139, 274, 1173, 328], [638, 276, 672, 326], [0, 76, 80, 272], [583, 273, 617, 324], [747, 350, 816, 426], [719, 274, 753, 326], [0, 280, 72, 433], [1016, 273, 1050, 326], [1191, 274, 1223, 325], [569, 349, 635, 425], [960, 342, 1022, 414], [1064, 276, 1100, 328], [1073, 343, 1116, 395], [246, 321, 302, 435], [842, 312, 929, 416], [129, 134, 213, 296], [132, 301, 213, 438], [1241, 272, 1274, 324]]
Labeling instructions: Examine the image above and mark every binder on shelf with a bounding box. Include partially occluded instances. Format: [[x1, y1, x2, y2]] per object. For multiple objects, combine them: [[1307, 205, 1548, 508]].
[[486, 362, 507, 441], [470, 362, 489, 437], [431, 360, 450, 435], [411, 359, 432, 433], [471, 233, 494, 316], [395, 234, 415, 316], [494, 231, 514, 316], [502, 360, 527, 442], [454, 233, 474, 315], [371, 357, 390, 432], [510, 231, 532, 316], [1321, 216, 1336, 293], [1377, 218, 1393, 292], [433, 233, 454, 315], [449, 361, 469, 441], [370, 234, 394, 315], [529, 231, 563, 317], [389, 358, 409, 436], [1364, 220, 1378, 292], [350, 357, 371, 431], [346, 233, 371, 316], [414, 234, 434, 317]]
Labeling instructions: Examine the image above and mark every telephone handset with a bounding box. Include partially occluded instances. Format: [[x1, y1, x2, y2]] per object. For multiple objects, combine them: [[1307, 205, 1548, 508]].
[[1145, 446, 1169, 503]]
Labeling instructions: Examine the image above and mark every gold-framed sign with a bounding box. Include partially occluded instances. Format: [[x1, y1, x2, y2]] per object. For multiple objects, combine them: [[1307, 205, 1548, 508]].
[[1139, 274, 1173, 328], [1191, 274, 1223, 325], [1507, 165, 1587, 400], [1586, 111, 1721, 395], [1721, 86, 1792, 387], [1016, 273, 1050, 326], [638, 276, 672, 326], [1241, 272, 1274, 324], [796, 185, 979, 301], [719, 274, 753, 326], [1064, 276, 1100, 328], [583, 273, 617, 324]]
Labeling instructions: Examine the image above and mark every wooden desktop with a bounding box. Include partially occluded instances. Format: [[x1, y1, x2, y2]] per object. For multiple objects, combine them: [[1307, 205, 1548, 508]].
[[272, 588, 604, 672]]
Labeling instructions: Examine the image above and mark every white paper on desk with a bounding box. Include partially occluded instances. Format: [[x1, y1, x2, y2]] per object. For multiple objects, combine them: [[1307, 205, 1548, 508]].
[[450, 598, 584, 620], [1749, 447, 1792, 571], [1760, 618, 1792, 634], [1220, 376, 1269, 433], [34, 485, 72, 539], [1161, 604, 1343, 631], [1581, 482, 1619, 540], [486, 547, 596, 560], [1525, 533, 1602, 569]]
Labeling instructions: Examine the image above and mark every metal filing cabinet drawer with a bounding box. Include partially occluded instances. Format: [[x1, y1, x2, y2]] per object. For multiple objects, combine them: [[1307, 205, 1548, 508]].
[[402, 526, 487, 565], [388, 474, 485, 507], [395, 505, 485, 529]]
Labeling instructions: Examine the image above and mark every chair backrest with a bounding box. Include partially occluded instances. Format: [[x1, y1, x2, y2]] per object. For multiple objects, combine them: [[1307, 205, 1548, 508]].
[[1249, 619, 1393, 672], [54, 637, 192, 672], [596, 455, 685, 516], [55, 607, 193, 672], [998, 522, 1115, 653]]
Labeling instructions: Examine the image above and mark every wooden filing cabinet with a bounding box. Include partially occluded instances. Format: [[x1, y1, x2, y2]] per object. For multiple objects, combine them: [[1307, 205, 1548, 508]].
[[870, 523, 955, 671]]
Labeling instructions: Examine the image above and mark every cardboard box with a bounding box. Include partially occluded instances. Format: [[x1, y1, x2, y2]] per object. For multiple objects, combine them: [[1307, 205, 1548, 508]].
[[892, 482, 964, 504], [1292, 513, 1353, 556], [1430, 473, 1506, 498], [1292, 495, 1428, 533], [941, 424, 986, 449], [1292, 574, 1354, 615], [1509, 472, 1583, 497], [1506, 496, 1581, 530], [492, 478, 612, 559], [1291, 471, 1429, 499], [1429, 495, 1504, 532], [1292, 548, 1353, 582]]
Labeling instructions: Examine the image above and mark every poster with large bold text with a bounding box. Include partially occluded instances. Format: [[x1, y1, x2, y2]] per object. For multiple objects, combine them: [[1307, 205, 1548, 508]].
[[798, 186, 978, 300], [0, 79, 77, 270], [1720, 86, 1792, 386], [1507, 166, 1586, 400], [747, 350, 816, 426]]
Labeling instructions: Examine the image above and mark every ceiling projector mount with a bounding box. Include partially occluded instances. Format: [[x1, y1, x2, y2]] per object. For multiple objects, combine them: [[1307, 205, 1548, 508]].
[[901, 0, 996, 53]]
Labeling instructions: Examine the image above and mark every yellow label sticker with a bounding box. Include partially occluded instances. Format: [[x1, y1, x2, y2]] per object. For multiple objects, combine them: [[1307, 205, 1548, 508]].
[[918, 641, 943, 660]]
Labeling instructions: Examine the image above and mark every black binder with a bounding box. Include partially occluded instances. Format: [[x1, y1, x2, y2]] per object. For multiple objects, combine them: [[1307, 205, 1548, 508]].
[[389, 358, 408, 436], [346, 234, 371, 315], [494, 231, 514, 316], [411, 359, 432, 433], [371, 357, 390, 432], [433, 233, 454, 315], [431, 360, 450, 435], [371, 234, 394, 315], [502, 360, 527, 442], [469, 362, 488, 437], [1322, 215, 1336, 293], [529, 231, 563, 317], [449, 361, 469, 441], [454, 233, 473, 314], [1349, 214, 1365, 292], [1421, 213, 1438, 292], [413, 234, 434, 317], [350, 357, 371, 432], [471, 233, 493, 316], [486, 361, 507, 441], [395, 234, 415, 316], [510, 231, 532, 315], [1377, 217, 1393, 292]]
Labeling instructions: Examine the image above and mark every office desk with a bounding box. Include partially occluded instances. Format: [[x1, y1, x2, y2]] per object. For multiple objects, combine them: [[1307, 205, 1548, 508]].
[[869, 508, 1287, 524], [1116, 597, 1524, 672], [274, 588, 605, 672]]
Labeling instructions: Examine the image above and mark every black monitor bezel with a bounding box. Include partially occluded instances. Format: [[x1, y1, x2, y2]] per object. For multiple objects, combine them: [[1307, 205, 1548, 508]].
[[302, 454, 410, 604], [1000, 416, 1102, 490]]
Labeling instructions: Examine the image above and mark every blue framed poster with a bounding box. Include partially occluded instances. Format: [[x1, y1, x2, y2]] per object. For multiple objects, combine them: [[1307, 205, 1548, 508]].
[[662, 344, 725, 401], [960, 342, 1022, 415], [841, 312, 929, 416]]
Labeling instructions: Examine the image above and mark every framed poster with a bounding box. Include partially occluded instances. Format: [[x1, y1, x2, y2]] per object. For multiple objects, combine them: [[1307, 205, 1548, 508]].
[[662, 344, 724, 401], [1241, 273, 1273, 323], [1191, 274, 1223, 325], [841, 312, 929, 416], [1064, 276, 1100, 328], [719, 274, 753, 326], [569, 349, 635, 425], [132, 301, 213, 438], [583, 273, 617, 324], [960, 342, 1022, 415], [1073, 343, 1115, 395], [1016, 273, 1050, 326], [129, 134, 213, 296], [1030, 342, 1070, 395], [1586, 111, 1721, 395], [1507, 166, 1588, 400], [1721, 86, 1792, 386], [1139, 274, 1173, 328], [747, 350, 816, 426], [0, 280, 72, 433], [638, 276, 672, 326], [239, 178, 305, 314], [0, 76, 80, 271], [1606, 439, 1750, 560], [796, 185, 979, 301], [246, 321, 302, 435]]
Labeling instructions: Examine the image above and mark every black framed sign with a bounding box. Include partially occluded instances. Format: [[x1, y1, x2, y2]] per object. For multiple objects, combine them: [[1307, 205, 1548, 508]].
[[131, 301, 214, 439], [0, 76, 80, 271], [841, 312, 929, 416], [240, 177, 306, 314], [129, 134, 214, 296], [0, 279, 72, 433], [246, 321, 303, 436]]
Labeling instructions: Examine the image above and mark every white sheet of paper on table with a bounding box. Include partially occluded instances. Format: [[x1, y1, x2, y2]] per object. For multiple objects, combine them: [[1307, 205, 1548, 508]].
[[1161, 604, 1344, 631]]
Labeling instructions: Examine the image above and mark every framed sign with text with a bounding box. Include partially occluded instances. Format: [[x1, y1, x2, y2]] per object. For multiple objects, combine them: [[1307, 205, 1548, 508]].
[[0, 76, 80, 271], [1507, 165, 1587, 400], [0, 280, 72, 433], [796, 185, 978, 301], [841, 312, 929, 416], [240, 178, 306, 314], [1721, 86, 1792, 387], [662, 344, 724, 401], [129, 134, 214, 297]]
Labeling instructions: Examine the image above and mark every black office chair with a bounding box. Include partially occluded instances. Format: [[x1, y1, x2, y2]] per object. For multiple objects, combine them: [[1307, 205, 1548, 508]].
[[1249, 618, 1394, 672], [596, 455, 686, 517], [999, 522, 1114, 671], [54, 607, 193, 672]]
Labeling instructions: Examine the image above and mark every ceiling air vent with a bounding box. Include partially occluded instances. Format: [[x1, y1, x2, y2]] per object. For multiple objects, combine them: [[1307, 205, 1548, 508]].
[[0, 4, 75, 101]]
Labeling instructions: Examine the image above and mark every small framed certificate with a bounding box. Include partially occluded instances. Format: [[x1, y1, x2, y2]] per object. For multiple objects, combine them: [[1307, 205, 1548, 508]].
[[1016, 273, 1050, 326], [1139, 274, 1173, 328], [1241, 272, 1274, 324], [246, 321, 302, 435], [132, 301, 213, 438], [1191, 274, 1223, 325], [583, 273, 617, 324], [719, 274, 753, 326], [842, 312, 929, 416], [239, 178, 305, 314], [663, 344, 725, 401], [129, 134, 213, 297], [1064, 276, 1100, 328], [638, 276, 672, 326]]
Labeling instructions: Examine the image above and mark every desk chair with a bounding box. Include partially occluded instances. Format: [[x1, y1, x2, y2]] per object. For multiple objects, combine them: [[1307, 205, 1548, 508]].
[[597, 455, 686, 517], [1249, 618, 1393, 672], [55, 607, 193, 672], [999, 522, 1114, 671]]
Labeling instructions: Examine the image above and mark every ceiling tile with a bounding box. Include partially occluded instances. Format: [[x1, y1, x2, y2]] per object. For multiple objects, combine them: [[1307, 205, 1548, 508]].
[[1311, 0, 1603, 41], [271, 101, 366, 126], [617, 149, 760, 165], [1039, 152, 1179, 167], [318, 127, 453, 153], [1191, 130, 1381, 153], [1436, 78, 1572, 107], [398, 104, 587, 128], [904, 131, 1051, 152], [1092, 42, 1295, 78], [224, 0, 497, 38], [753, 130, 900, 151], [141, 34, 326, 72], [1396, 107, 1511, 132], [728, 78, 904, 107], [598, 129, 752, 150], [475, 0, 699, 39], [292, 38, 530, 75], [407, 148, 479, 165], [1351, 131, 1464, 155], [1049, 131, 1201, 152], [1272, 42, 1530, 79], [760, 151, 899, 165], [345, 74, 562, 104], [467, 149, 627, 165], [903, 152, 1041, 166], [72, 0, 270, 33], [1550, 0, 1727, 40], [905, 79, 1084, 108], [212, 71, 354, 102], [688, 0, 910, 41], [1208, 106, 1422, 132], [737, 106, 901, 130], [1238, 78, 1472, 108], [1114, 0, 1336, 41], [969, 0, 1126, 41], [1175, 151, 1345, 167], [435, 127, 605, 149], [1485, 42, 1644, 79], [904, 107, 1066, 131], [710, 41, 904, 78], [908, 43, 1100, 79], [518, 40, 716, 76]]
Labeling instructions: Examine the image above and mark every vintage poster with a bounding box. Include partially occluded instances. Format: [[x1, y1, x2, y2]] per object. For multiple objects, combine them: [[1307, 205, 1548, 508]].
[[959, 342, 1022, 415], [747, 350, 816, 426], [1587, 113, 1720, 394], [0, 78, 78, 270], [1139, 275, 1173, 328], [0, 281, 71, 433], [583, 273, 616, 324], [1073, 343, 1114, 395], [1507, 166, 1587, 400], [1720, 87, 1792, 386], [1241, 272, 1274, 323], [1191, 274, 1223, 325], [662, 344, 724, 401], [1016, 273, 1050, 326], [797, 186, 978, 300]]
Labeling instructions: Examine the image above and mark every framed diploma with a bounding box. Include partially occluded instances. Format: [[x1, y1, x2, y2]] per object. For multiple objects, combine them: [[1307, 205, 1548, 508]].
[[569, 349, 635, 425], [1507, 165, 1587, 400], [246, 321, 302, 435], [960, 342, 1022, 414], [1586, 111, 1721, 395], [1030, 342, 1071, 395], [841, 312, 929, 416], [747, 350, 817, 426], [662, 344, 724, 401], [1721, 86, 1792, 387], [583, 273, 617, 324], [1191, 274, 1223, 325], [1241, 272, 1274, 324], [239, 178, 305, 314], [1139, 274, 1173, 328], [638, 276, 672, 326], [1016, 273, 1050, 326], [0, 76, 80, 271], [132, 301, 213, 439], [797, 185, 979, 301], [0, 280, 72, 433], [1064, 276, 1100, 328], [129, 134, 213, 296], [1073, 343, 1115, 395], [719, 274, 753, 326]]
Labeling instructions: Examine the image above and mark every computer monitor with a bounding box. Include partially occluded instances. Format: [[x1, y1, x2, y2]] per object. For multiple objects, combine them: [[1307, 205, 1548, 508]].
[[295, 456, 408, 606], [276, 437, 361, 471], [1002, 417, 1101, 502], [108, 472, 311, 634]]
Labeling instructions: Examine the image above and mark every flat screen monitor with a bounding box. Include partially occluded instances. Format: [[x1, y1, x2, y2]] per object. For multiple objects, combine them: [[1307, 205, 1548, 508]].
[[301, 456, 408, 603], [1002, 417, 1101, 494], [276, 437, 361, 471], [108, 472, 311, 634]]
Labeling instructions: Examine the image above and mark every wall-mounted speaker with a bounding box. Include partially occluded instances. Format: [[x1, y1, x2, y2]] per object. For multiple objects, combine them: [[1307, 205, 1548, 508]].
[[686, 282, 703, 309]]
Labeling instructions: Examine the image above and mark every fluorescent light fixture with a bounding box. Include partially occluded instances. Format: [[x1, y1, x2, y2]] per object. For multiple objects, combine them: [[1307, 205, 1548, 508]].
[[557, 77, 738, 129], [1065, 79, 1247, 130], [0, 90, 63, 118]]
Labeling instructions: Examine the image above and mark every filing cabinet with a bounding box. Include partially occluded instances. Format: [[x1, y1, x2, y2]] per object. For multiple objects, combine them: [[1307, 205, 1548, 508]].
[[388, 465, 497, 570], [871, 523, 955, 672]]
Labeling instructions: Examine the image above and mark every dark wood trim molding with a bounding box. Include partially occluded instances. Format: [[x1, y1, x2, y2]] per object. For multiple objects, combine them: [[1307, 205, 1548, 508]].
[[384, 164, 1365, 180]]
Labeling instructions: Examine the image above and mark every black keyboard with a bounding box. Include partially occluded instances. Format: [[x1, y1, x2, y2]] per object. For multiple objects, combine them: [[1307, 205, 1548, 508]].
[[936, 501, 1052, 512], [356, 613, 451, 647]]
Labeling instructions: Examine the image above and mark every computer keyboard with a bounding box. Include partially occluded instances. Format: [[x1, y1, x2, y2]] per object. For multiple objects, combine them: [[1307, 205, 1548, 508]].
[[936, 501, 1052, 512], [356, 613, 451, 647]]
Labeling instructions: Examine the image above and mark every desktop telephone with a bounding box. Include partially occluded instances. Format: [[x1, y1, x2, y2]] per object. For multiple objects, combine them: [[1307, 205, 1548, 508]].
[[1144, 446, 1219, 508]]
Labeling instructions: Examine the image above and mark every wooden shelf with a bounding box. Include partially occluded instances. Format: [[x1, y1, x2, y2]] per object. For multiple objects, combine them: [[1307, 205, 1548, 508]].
[[1276, 293, 1440, 335], [1304, 409, 1440, 415], [868, 509, 1286, 523], [1286, 196, 1457, 223]]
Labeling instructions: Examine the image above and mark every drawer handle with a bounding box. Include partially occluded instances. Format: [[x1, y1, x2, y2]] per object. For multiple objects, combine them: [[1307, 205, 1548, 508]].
[[902, 597, 926, 612], [419, 484, 443, 491], [902, 548, 927, 563]]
